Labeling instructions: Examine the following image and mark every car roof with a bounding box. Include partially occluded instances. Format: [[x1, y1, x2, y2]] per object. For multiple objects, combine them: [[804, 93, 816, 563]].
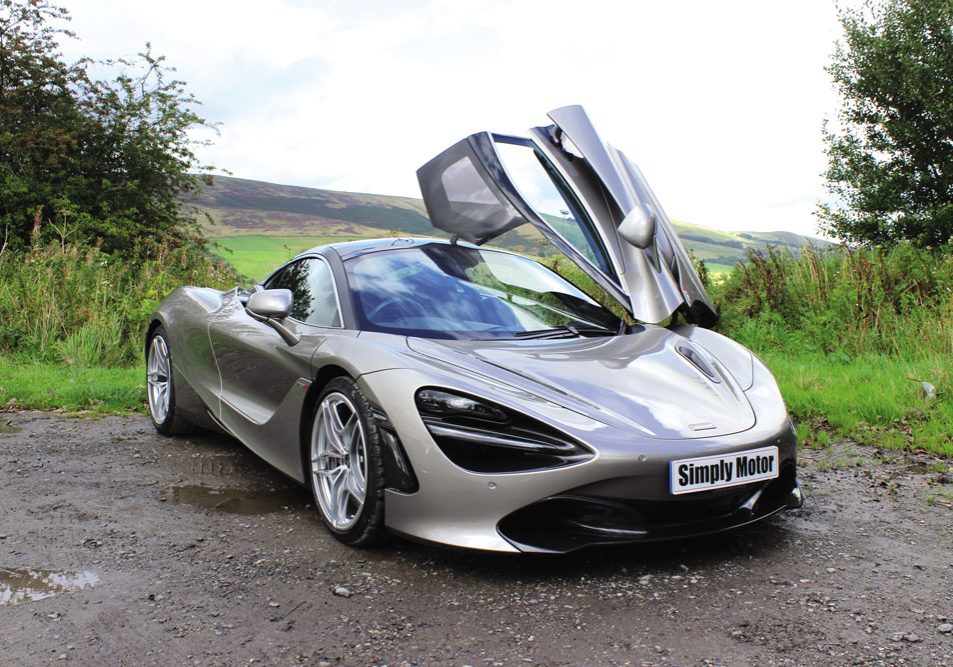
[[293, 236, 487, 261]]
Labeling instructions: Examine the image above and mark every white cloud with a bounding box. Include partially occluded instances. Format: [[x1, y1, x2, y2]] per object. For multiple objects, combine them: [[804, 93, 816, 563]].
[[61, 0, 844, 237]]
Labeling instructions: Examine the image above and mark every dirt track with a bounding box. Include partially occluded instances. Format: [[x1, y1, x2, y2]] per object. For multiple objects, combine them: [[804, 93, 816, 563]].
[[1, 411, 952, 666]]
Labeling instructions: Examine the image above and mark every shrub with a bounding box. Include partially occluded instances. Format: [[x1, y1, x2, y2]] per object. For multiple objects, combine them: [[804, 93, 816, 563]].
[[0, 241, 240, 366]]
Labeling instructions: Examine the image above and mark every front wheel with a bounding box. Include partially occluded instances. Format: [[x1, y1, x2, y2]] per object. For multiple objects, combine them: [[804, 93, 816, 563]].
[[308, 377, 386, 546], [146, 326, 197, 436]]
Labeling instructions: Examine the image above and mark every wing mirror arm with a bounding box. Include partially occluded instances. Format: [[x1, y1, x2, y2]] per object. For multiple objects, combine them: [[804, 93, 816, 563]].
[[248, 312, 300, 346], [245, 289, 300, 346], [268, 319, 300, 346]]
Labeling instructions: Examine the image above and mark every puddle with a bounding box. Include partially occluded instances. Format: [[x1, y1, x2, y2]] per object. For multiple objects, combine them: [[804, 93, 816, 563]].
[[0, 568, 99, 605], [169, 485, 295, 515], [0, 422, 21, 434]]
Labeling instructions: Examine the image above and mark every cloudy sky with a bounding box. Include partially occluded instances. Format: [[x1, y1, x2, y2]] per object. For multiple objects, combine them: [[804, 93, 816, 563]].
[[61, 1, 845, 238]]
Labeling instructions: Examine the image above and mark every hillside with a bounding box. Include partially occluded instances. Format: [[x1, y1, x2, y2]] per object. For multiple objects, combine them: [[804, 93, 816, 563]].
[[191, 175, 831, 279]]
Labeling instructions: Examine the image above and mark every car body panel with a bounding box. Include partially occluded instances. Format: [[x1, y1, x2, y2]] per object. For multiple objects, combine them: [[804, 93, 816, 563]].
[[207, 292, 316, 477], [357, 365, 795, 553], [154, 287, 225, 423], [531, 107, 717, 326]]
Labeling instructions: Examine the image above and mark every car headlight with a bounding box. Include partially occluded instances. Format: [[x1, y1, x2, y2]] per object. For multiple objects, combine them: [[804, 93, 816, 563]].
[[415, 387, 593, 473], [415, 388, 508, 422]]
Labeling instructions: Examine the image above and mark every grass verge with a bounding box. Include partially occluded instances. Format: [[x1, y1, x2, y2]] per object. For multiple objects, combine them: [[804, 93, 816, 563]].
[[764, 351, 952, 457], [0, 361, 146, 415]]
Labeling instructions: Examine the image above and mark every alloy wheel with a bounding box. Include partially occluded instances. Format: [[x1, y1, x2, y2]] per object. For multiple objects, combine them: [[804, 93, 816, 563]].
[[311, 392, 368, 531], [146, 335, 171, 424]]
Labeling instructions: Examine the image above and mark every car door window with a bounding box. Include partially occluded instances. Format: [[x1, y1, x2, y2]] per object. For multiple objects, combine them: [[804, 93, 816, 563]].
[[264, 258, 341, 327], [494, 138, 612, 276]]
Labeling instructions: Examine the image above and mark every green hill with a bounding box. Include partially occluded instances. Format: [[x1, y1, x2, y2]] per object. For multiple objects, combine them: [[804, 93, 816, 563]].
[[192, 175, 831, 280]]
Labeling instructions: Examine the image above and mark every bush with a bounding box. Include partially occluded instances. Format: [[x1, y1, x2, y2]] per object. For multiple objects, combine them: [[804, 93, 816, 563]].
[[0, 0, 215, 255], [0, 242, 240, 366]]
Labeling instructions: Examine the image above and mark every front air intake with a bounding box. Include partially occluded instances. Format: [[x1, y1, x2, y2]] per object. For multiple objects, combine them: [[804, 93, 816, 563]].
[[415, 388, 593, 473]]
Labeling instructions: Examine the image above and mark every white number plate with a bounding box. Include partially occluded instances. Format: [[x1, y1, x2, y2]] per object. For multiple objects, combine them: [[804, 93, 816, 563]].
[[670, 446, 779, 495]]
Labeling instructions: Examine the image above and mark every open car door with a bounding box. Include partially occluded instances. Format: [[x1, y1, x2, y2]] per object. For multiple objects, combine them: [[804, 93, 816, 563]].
[[416, 105, 717, 327]]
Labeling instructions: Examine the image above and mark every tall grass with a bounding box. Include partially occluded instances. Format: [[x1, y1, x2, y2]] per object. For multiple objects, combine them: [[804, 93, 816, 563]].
[[0, 242, 240, 366], [710, 244, 953, 455], [2, 237, 950, 454], [713, 244, 953, 358]]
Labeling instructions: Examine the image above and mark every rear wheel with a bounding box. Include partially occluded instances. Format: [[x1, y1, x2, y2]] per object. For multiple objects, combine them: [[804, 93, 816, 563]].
[[308, 377, 386, 546], [146, 326, 197, 436]]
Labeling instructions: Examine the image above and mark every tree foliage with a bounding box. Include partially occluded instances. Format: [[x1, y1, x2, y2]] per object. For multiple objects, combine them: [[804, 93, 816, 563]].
[[819, 0, 953, 247], [0, 0, 214, 254]]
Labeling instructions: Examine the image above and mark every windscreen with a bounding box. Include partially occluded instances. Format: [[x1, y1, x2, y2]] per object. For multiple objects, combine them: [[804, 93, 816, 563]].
[[345, 245, 620, 339]]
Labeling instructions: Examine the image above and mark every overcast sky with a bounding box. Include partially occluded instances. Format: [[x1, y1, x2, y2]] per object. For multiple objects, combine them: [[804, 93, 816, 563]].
[[61, 1, 845, 238]]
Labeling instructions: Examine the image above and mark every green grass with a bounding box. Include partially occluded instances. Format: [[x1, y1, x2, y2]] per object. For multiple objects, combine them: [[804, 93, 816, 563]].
[[711, 244, 953, 458], [210, 235, 367, 281], [762, 351, 952, 457], [705, 262, 734, 276], [0, 361, 146, 414], [0, 242, 239, 366]]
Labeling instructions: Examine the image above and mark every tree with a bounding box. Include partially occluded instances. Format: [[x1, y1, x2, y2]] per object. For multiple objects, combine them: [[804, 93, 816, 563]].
[[818, 0, 953, 247], [0, 0, 214, 254], [0, 0, 82, 243]]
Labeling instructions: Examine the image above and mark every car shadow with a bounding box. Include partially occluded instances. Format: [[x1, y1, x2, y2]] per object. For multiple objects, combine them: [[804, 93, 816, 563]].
[[377, 519, 801, 582]]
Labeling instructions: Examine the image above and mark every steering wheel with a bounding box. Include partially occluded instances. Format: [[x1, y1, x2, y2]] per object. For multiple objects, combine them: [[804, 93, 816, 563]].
[[366, 297, 429, 322]]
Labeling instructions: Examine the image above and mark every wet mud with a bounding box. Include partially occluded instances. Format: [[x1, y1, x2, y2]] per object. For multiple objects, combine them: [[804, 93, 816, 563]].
[[0, 421, 22, 433], [0, 411, 951, 666], [169, 484, 298, 515]]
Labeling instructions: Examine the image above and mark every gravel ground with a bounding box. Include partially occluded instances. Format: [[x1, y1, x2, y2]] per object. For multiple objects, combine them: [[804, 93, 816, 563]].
[[1, 411, 952, 666]]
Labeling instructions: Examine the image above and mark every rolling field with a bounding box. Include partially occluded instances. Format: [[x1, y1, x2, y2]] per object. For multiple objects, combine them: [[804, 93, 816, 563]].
[[195, 175, 831, 281], [211, 235, 368, 280], [213, 233, 737, 282]]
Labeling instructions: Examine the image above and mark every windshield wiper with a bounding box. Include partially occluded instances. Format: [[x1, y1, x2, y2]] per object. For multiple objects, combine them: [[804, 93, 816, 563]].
[[514, 325, 617, 340]]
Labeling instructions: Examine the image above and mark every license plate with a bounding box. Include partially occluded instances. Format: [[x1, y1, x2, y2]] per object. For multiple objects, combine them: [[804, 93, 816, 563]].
[[670, 446, 779, 495]]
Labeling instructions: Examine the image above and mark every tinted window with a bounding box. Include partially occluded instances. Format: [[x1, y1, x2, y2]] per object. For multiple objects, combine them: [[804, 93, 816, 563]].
[[265, 258, 340, 327], [345, 244, 619, 339]]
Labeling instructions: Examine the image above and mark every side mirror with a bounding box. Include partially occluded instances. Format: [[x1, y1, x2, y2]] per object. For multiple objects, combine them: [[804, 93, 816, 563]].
[[245, 289, 299, 346], [246, 289, 293, 320], [618, 203, 658, 249]]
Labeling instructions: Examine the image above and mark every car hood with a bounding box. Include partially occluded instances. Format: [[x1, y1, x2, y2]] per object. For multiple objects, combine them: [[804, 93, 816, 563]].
[[406, 328, 755, 440]]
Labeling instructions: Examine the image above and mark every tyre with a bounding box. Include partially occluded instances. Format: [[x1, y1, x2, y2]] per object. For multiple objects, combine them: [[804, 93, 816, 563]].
[[308, 376, 386, 546], [146, 325, 197, 436]]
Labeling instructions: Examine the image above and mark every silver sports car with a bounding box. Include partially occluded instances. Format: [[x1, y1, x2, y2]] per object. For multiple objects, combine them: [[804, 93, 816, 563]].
[[146, 106, 802, 553]]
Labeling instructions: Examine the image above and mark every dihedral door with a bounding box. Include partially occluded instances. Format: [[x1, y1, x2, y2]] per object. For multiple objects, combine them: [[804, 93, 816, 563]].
[[416, 105, 717, 326]]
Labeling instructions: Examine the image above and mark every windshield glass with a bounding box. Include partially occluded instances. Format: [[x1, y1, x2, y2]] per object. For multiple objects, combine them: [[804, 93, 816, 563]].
[[345, 244, 620, 339]]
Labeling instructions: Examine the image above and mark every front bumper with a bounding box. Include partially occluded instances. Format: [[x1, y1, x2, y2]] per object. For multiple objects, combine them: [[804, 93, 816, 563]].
[[498, 464, 803, 553], [360, 368, 801, 553]]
